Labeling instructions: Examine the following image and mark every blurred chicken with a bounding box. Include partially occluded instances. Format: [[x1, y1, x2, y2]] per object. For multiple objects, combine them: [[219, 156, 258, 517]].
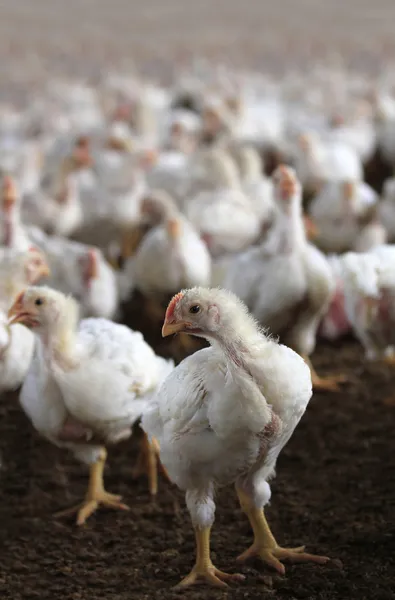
[[185, 147, 260, 256], [0, 176, 30, 250], [225, 165, 343, 391], [143, 287, 328, 588], [309, 179, 382, 253], [8, 287, 174, 523], [28, 227, 118, 320], [0, 248, 50, 394]]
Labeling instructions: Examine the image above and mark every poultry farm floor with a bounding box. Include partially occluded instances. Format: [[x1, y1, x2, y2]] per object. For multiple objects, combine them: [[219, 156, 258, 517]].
[[0, 334, 394, 600]]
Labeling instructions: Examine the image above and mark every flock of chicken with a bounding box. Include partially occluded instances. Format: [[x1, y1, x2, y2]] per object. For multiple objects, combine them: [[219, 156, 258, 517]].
[[1, 65, 395, 588]]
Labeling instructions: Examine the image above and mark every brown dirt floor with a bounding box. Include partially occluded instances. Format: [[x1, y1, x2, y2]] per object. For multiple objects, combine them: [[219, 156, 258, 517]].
[[0, 331, 394, 600]]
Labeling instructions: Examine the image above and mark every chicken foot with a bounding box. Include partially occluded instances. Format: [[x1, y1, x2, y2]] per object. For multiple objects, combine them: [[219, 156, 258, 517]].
[[55, 448, 129, 525], [302, 354, 347, 392], [175, 526, 245, 589], [132, 432, 170, 496], [236, 488, 329, 574]]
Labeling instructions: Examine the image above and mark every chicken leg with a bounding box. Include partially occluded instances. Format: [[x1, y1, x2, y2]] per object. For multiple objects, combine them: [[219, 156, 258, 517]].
[[236, 488, 329, 574], [55, 448, 129, 525], [175, 526, 245, 589], [302, 355, 347, 392], [120, 226, 145, 262], [132, 432, 170, 496]]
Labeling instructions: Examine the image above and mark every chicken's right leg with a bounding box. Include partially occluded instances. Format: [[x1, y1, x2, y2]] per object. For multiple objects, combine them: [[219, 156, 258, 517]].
[[55, 448, 129, 525], [175, 489, 244, 589], [236, 487, 329, 574]]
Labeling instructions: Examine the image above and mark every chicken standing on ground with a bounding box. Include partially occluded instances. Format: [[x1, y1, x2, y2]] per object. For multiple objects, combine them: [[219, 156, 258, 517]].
[[8, 287, 173, 524], [0, 248, 50, 394], [225, 165, 344, 391], [143, 287, 329, 588]]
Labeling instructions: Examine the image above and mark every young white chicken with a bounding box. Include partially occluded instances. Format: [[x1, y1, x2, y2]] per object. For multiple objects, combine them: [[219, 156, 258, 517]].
[[0, 176, 30, 251], [225, 165, 342, 391], [229, 144, 275, 231], [0, 248, 50, 394], [309, 179, 381, 253], [143, 287, 329, 588], [28, 228, 119, 320], [23, 171, 83, 238], [185, 148, 261, 256], [0, 246, 50, 311], [8, 286, 174, 524], [340, 246, 395, 362], [132, 191, 211, 300]]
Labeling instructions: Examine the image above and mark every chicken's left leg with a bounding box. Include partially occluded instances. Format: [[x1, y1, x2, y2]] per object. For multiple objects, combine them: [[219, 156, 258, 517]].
[[55, 448, 129, 525], [132, 432, 170, 496], [175, 526, 245, 589], [302, 354, 347, 392], [236, 487, 329, 574]]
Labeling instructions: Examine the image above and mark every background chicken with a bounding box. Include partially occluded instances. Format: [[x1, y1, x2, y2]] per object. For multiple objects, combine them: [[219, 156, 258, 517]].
[[8, 286, 174, 524]]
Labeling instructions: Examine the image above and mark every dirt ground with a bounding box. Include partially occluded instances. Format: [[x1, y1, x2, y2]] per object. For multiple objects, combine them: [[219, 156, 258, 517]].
[[0, 333, 394, 600]]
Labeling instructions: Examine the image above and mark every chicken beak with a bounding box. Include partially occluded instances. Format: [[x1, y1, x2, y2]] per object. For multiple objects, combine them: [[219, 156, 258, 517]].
[[162, 321, 187, 337], [304, 215, 319, 240], [38, 264, 51, 279], [7, 292, 30, 326]]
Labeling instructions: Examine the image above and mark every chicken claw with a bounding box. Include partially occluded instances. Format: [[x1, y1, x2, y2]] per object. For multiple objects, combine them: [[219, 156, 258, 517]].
[[236, 488, 329, 574], [55, 448, 129, 525], [175, 565, 244, 589], [302, 355, 347, 392], [175, 526, 245, 589], [310, 372, 348, 393], [237, 542, 329, 575]]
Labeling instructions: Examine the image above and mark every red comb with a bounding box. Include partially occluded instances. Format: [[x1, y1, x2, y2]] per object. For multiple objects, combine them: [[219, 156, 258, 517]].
[[165, 291, 184, 322]]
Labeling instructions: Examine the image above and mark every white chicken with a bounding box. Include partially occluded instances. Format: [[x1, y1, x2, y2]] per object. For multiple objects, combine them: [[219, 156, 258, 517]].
[[143, 287, 328, 588], [8, 286, 174, 524], [23, 171, 83, 238], [28, 227, 119, 320], [0, 247, 50, 394], [185, 147, 260, 256], [131, 191, 211, 300], [340, 246, 395, 362], [0, 176, 30, 251], [229, 144, 275, 230], [309, 179, 381, 253], [225, 165, 343, 391]]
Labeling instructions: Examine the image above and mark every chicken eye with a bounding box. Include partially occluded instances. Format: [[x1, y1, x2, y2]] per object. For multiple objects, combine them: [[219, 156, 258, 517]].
[[189, 305, 200, 314], [35, 298, 43, 306]]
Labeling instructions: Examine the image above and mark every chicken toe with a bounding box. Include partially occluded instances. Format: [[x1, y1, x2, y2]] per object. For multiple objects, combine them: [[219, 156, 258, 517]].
[[54, 448, 129, 525], [302, 355, 347, 392], [236, 488, 329, 574], [175, 565, 244, 589], [175, 526, 245, 589], [237, 542, 329, 574]]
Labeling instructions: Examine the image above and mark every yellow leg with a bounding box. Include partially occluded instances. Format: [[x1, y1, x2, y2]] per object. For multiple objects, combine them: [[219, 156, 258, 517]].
[[120, 226, 144, 261], [132, 433, 170, 496], [54, 448, 129, 526], [236, 488, 329, 574], [302, 355, 347, 393], [175, 526, 245, 589]]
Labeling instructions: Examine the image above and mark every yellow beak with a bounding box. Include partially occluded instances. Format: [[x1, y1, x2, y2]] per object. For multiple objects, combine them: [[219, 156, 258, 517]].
[[162, 321, 187, 337]]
